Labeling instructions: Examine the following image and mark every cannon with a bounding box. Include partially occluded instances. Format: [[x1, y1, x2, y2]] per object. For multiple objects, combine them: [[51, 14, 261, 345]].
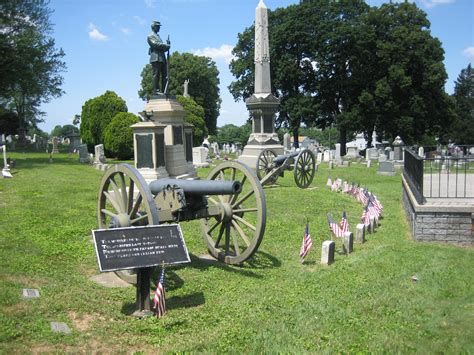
[[97, 161, 266, 283], [256, 148, 317, 188]]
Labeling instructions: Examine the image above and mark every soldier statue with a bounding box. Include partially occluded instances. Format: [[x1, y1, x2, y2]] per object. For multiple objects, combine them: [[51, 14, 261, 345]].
[[148, 21, 170, 94]]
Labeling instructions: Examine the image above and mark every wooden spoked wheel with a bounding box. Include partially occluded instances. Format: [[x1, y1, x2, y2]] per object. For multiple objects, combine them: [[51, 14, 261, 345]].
[[294, 149, 316, 189], [256, 148, 278, 185], [200, 161, 266, 265], [97, 164, 159, 284]]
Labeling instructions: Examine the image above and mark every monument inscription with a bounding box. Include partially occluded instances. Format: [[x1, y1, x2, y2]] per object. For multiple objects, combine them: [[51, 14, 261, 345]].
[[92, 224, 190, 272]]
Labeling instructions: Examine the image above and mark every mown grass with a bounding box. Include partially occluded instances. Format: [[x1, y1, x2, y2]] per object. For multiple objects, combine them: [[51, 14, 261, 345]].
[[1, 152, 473, 352]]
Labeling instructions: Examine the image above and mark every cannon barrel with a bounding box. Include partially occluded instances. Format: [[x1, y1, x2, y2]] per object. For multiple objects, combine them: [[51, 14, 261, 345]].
[[149, 178, 242, 196], [273, 151, 299, 165]]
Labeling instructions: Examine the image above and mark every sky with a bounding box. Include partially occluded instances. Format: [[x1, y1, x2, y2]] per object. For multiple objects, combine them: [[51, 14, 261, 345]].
[[39, 0, 474, 134]]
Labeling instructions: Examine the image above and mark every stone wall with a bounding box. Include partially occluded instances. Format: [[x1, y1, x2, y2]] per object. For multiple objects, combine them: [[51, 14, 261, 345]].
[[402, 175, 474, 244]]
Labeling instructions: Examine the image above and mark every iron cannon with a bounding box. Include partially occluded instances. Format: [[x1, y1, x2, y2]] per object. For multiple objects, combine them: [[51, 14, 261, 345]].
[[97, 161, 266, 283], [256, 148, 317, 188]]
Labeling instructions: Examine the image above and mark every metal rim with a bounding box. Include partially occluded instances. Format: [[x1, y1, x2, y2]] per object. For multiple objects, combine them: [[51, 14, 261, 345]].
[[294, 149, 316, 189], [256, 148, 278, 185], [97, 164, 159, 284], [200, 161, 266, 265]]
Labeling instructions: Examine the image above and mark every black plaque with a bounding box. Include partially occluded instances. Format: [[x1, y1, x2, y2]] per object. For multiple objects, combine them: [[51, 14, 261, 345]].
[[92, 225, 190, 272], [136, 134, 153, 168], [155, 133, 166, 167], [172, 126, 183, 145], [185, 132, 193, 162]]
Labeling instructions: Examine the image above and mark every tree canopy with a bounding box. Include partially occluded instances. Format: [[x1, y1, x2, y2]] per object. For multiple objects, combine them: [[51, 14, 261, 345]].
[[229, 0, 452, 150], [50, 124, 79, 138], [0, 0, 66, 140], [80, 91, 128, 151], [139, 52, 221, 134], [449, 64, 474, 145], [103, 112, 139, 160]]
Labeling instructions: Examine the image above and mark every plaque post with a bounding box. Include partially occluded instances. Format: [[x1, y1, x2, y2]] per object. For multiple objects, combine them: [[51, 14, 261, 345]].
[[133, 267, 154, 318]]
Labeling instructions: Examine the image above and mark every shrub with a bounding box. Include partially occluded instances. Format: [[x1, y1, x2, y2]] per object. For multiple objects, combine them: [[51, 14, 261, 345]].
[[103, 112, 139, 160]]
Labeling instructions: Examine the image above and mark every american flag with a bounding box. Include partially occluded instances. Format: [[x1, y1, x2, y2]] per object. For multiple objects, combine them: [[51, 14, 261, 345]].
[[371, 194, 384, 214], [368, 198, 380, 220], [331, 178, 342, 192], [342, 181, 351, 194], [326, 177, 332, 188], [299, 223, 313, 259], [340, 211, 349, 234], [358, 187, 369, 205], [153, 267, 166, 318], [351, 183, 360, 198], [361, 203, 370, 225], [328, 213, 344, 238]]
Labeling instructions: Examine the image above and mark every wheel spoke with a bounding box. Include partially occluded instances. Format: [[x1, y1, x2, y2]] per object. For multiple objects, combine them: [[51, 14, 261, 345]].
[[109, 178, 126, 212], [232, 189, 254, 208], [231, 228, 241, 256], [118, 173, 128, 212], [231, 219, 251, 247], [208, 197, 219, 206], [233, 214, 256, 231], [207, 218, 222, 234], [127, 179, 135, 213], [130, 213, 148, 225], [232, 207, 258, 213], [224, 223, 230, 255], [130, 194, 143, 218], [101, 208, 118, 219], [230, 175, 247, 205], [103, 191, 123, 213], [214, 223, 225, 248]]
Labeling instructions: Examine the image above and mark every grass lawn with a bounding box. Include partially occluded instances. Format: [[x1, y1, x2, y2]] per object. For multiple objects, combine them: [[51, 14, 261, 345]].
[[1, 152, 473, 352]]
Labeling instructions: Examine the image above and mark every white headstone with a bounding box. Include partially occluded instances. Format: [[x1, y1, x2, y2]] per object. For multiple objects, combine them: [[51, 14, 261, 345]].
[[94, 144, 106, 164], [356, 224, 365, 243], [343, 232, 353, 254], [321, 241, 335, 265], [193, 147, 209, 167], [283, 133, 291, 151]]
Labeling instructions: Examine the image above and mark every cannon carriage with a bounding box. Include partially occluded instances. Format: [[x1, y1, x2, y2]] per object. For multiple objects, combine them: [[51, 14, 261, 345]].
[[98, 161, 266, 283], [256, 148, 317, 188]]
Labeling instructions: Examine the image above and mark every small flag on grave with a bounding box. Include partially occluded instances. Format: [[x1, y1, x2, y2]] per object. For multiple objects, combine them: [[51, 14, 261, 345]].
[[328, 213, 344, 238], [153, 267, 166, 318], [340, 211, 349, 234], [299, 222, 313, 261]]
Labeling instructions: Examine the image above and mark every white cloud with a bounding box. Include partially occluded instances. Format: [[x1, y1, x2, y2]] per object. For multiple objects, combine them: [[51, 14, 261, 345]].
[[462, 47, 474, 61], [133, 15, 146, 25], [193, 44, 235, 64], [88, 23, 108, 41], [121, 27, 131, 35], [145, 0, 156, 8], [419, 0, 455, 9]]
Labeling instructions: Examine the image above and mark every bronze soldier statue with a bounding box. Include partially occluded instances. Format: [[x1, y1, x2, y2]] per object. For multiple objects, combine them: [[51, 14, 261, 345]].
[[148, 21, 170, 94]]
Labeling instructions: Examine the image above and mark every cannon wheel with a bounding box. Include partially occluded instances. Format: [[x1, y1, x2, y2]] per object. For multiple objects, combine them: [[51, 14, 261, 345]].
[[294, 149, 316, 189], [256, 148, 278, 185], [97, 164, 159, 284], [201, 161, 266, 265]]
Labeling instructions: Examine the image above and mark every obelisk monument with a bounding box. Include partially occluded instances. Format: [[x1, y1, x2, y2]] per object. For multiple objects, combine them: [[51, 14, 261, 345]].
[[238, 0, 283, 167]]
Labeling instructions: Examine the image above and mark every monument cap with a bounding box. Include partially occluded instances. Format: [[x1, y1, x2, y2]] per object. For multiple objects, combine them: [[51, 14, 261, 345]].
[[152, 21, 161, 27]]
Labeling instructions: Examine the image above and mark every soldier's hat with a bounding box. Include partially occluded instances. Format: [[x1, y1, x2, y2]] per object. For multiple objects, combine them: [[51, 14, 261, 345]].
[[151, 21, 161, 27]]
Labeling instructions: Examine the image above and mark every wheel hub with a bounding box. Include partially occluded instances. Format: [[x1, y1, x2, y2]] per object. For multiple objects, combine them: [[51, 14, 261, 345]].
[[115, 213, 131, 227], [221, 202, 233, 222]]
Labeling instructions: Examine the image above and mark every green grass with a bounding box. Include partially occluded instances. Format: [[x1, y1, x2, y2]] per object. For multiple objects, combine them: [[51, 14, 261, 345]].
[[1, 152, 473, 352]]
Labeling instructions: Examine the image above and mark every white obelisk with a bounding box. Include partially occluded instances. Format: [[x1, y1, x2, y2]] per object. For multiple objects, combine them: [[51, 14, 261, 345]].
[[238, 0, 283, 168]]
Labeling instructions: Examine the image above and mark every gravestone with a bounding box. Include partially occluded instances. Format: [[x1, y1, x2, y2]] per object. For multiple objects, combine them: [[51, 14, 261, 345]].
[[192, 147, 209, 168], [50, 322, 71, 334], [335, 143, 342, 164], [94, 144, 106, 164], [283, 133, 291, 152], [321, 240, 335, 265], [393, 136, 404, 160], [1, 145, 12, 178], [418, 146, 424, 158], [78, 144, 90, 163], [356, 224, 365, 243], [377, 161, 395, 176], [346, 146, 359, 158], [51, 136, 59, 154], [22, 288, 40, 298], [369, 216, 376, 233], [323, 150, 331, 162], [328, 160, 334, 169], [316, 152, 323, 163], [367, 160, 371, 168], [384, 147, 392, 159], [342, 232, 353, 254]]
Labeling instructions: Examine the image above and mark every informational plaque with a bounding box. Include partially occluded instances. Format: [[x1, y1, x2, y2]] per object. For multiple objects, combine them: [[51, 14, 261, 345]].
[[92, 224, 190, 272]]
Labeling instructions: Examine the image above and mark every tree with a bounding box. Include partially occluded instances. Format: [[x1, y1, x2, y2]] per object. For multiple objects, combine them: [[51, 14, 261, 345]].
[[50, 124, 79, 137], [176, 95, 208, 146], [104, 112, 138, 160], [80, 91, 127, 151], [139, 52, 221, 134], [449, 64, 474, 144], [216, 124, 245, 145], [0, 107, 19, 136], [0, 0, 66, 141]]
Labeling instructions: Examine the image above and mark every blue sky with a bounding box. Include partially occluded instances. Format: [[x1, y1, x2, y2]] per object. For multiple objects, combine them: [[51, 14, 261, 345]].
[[40, 0, 473, 133]]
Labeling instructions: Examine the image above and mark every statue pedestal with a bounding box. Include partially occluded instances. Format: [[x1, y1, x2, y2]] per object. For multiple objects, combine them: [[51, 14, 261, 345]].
[[132, 98, 196, 183], [238, 93, 284, 168]]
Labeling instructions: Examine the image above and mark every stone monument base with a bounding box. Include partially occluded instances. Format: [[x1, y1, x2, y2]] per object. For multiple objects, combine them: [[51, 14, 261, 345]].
[[238, 143, 284, 169]]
